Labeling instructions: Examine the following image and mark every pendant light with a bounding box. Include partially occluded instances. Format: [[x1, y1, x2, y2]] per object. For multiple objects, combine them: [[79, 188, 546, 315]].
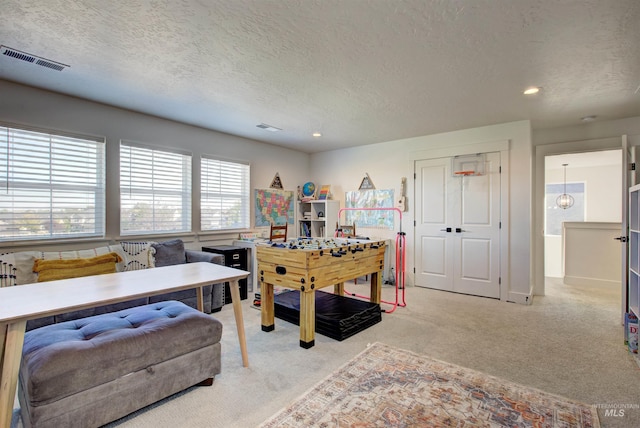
[[556, 163, 574, 209]]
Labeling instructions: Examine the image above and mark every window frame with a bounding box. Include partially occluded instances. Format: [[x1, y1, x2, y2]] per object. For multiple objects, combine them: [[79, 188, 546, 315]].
[[200, 155, 250, 232], [0, 122, 106, 242], [119, 140, 193, 236]]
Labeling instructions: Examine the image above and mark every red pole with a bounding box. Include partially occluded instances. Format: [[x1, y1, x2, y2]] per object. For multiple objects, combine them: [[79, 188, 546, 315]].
[[336, 207, 407, 313]]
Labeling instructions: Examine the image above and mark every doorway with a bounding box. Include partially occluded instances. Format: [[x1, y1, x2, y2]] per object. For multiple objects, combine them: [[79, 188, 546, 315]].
[[534, 136, 629, 299], [544, 151, 622, 280]]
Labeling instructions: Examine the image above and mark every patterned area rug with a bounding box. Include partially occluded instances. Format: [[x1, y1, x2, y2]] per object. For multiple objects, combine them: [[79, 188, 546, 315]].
[[259, 342, 600, 427]]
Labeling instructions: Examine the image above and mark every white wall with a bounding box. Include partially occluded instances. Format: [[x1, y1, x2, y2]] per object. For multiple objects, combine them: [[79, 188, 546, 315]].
[[563, 222, 621, 287], [0, 80, 310, 253], [310, 120, 533, 301], [545, 164, 622, 223], [5, 76, 636, 302], [533, 117, 640, 147]]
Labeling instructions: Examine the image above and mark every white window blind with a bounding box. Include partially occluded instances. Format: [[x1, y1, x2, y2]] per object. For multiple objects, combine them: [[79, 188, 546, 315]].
[[120, 141, 192, 235], [201, 156, 250, 231], [0, 124, 105, 241]]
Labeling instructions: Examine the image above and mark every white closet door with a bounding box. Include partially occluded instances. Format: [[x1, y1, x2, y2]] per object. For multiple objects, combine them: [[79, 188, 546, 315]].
[[415, 152, 501, 298]]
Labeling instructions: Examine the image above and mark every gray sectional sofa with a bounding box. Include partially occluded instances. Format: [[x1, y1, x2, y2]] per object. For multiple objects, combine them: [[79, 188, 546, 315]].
[[0, 238, 226, 330]]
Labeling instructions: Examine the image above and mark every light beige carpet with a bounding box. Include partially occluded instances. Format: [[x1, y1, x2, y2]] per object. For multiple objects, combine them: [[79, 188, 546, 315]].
[[13, 279, 640, 427], [260, 342, 600, 427]]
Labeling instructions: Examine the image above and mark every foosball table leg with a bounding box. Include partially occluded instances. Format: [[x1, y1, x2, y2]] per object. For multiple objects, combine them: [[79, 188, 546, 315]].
[[334, 282, 344, 296], [299, 289, 316, 348], [370, 271, 382, 304], [261, 282, 275, 332]]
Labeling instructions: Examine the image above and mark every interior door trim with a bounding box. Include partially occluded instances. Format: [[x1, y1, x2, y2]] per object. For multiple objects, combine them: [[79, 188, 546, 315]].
[[411, 139, 510, 302], [533, 136, 624, 298], [410, 139, 509, 161]]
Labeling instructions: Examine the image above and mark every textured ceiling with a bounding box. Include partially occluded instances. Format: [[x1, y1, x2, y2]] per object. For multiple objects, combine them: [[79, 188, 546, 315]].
[[0, 0, 638, 153]]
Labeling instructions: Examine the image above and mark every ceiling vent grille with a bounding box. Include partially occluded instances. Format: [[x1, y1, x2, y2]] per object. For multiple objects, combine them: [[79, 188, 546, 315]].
[[256, 123, 282, 132], [0, 45, 69, 71]]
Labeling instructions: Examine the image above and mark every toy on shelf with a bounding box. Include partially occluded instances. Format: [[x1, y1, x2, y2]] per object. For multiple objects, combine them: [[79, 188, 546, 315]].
[[318, 184, 331, 200], [301, 182, 316, 201]]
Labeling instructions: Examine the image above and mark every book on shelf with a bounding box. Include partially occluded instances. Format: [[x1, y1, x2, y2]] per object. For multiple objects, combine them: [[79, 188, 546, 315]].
[[300, 222, 310, 237], [626, 312, 638, 353]]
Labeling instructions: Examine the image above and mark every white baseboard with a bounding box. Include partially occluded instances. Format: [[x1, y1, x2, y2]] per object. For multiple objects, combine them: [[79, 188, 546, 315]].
[[563, 276, 620, 287], [508, 291, 533, 305]]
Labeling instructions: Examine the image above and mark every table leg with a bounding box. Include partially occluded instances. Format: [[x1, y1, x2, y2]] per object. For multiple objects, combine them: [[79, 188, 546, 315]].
[[196, 286, 204, 312], [260, 282, 275, 332], [227, 280, 249, 368], [0, 320, 26, 428], [299, 289, 315, 348], [334, 282, 344, 296], [370, 271, 382, 304]]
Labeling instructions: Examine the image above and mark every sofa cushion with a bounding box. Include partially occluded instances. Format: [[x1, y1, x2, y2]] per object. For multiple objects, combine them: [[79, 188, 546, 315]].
[[33, 252, 123, 282], [185, 249, 224, 265], [119, 241, 156, 271], [151, 239, 186, 267], [0, 252, 27, 287], [1, 245, 126, 285]]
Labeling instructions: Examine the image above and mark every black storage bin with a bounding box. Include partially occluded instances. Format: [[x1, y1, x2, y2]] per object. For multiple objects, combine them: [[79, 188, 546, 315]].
[[274, 290, 382, 341]]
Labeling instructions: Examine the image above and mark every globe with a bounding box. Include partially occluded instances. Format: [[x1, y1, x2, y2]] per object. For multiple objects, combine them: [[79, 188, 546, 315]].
[[302, 182, 316, 198]]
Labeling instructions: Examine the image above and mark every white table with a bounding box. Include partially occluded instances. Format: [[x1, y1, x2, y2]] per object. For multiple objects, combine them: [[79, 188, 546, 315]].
[[0, 262, 249, 427]]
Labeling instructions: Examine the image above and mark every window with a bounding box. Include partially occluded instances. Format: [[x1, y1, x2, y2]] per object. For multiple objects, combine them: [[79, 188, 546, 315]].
[[0, 124, 105, 241], [120, 141, 192, 235], [201, 156, 250, 231]]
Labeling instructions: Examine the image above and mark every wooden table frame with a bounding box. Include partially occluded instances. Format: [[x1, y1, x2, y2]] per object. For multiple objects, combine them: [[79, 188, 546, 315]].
[[0, 262, 249, 428]]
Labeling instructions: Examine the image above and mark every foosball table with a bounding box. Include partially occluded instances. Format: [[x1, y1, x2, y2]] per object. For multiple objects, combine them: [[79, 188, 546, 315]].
[[256, 238, 386, 348]]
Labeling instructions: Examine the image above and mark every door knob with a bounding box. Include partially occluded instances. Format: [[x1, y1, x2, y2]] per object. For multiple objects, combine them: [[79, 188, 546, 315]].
[[614, 236, 628, 242]]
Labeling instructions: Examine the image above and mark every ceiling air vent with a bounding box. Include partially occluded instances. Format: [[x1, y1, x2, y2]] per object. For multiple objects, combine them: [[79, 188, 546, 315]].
[[1, 45, 69, 71], [256, 123, 282, 132]]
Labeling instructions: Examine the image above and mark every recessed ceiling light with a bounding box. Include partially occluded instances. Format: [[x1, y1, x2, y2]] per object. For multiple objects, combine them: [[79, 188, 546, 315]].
[[581, 115, 597, 122], [523, 87, 541, 95], [256, 123, 282, 132], [312, 132, 322, 137]]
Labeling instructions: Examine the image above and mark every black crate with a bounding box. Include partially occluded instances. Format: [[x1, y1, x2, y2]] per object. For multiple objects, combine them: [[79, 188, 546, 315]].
[[274, 290, 382, 341]]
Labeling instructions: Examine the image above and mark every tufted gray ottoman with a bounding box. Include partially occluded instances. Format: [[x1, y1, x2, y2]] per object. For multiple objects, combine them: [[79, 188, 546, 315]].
[[18, 300, 222, 428]]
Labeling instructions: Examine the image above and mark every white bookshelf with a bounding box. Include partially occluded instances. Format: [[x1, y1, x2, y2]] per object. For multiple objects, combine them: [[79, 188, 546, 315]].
[[630, 184, 640, 317], [297, 200, 340, 238]]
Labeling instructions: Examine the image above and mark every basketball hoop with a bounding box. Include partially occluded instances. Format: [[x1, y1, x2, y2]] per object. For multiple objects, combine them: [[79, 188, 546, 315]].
[[452, 154, 485, 177]]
